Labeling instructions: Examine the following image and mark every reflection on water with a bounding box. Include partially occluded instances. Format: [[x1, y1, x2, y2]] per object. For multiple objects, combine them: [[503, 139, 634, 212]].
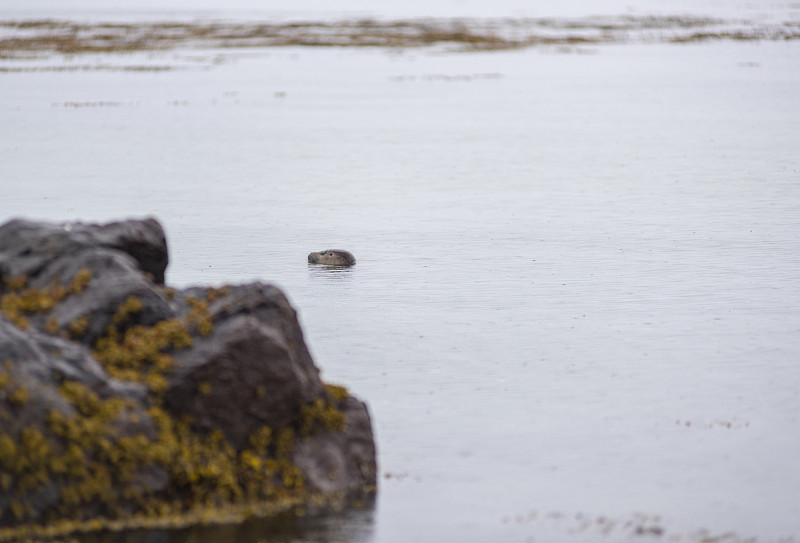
[[308, 264, 357, 283], [76, 506, 375, 543]]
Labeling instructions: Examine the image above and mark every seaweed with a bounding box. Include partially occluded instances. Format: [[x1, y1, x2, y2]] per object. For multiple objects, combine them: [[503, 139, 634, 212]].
[[0, 289, 353, 541]]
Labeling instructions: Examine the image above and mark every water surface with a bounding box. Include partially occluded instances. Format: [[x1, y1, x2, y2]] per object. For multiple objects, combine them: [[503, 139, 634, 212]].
[[1, 3, 799, 541]]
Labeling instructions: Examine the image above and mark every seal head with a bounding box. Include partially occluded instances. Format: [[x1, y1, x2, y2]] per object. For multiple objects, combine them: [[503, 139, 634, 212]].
[[308, 249, 356, 267]]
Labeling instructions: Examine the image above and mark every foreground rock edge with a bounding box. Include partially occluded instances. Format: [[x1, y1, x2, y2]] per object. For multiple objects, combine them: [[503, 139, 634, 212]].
[[0, 218, 377, 541]]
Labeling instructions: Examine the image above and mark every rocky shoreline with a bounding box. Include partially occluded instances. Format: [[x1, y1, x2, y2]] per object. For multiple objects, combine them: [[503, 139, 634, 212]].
[[0, 218, 376, 541]]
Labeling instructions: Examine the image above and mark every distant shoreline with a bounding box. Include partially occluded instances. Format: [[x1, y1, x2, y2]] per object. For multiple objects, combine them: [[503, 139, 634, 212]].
[[1, 15, 798, 56]]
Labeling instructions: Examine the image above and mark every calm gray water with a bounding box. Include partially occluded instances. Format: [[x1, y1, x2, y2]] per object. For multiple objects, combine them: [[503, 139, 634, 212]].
[[1, 1, 800, 541]]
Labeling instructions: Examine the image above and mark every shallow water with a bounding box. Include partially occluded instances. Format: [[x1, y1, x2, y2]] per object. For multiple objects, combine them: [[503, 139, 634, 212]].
[[1, 2, 800, 541]]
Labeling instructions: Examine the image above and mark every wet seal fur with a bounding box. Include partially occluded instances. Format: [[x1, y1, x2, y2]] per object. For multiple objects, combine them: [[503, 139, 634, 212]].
[[308, 249, 356, 267]]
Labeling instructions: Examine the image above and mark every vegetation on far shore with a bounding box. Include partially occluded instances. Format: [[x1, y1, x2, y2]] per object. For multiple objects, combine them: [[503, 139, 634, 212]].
[[0, 15, 797, 58]]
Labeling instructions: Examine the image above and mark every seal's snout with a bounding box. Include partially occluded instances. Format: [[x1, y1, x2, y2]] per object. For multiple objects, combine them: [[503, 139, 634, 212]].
[[308, 249, 356, 267]]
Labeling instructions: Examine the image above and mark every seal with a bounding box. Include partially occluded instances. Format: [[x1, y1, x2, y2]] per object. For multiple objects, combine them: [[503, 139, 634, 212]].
[[308, 249, 356, 267]]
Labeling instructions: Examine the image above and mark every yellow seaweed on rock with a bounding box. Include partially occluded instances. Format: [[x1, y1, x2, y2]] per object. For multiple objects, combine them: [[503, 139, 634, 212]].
[[0, 269, 92, 332], [0, 375, 329, 527], [7, 385, 29, 406], [67, 316, 88, 339], [185, 297, 213, 336], [1, 371, 31, 407], [44, 316, 59, 335], [68, 269, 92, 295], [324, 383, 350, 404], [91, 316, 192, 389], [0, 283, 357, 540], [299, 398, 346, 435], [111, 295, 142, 325]]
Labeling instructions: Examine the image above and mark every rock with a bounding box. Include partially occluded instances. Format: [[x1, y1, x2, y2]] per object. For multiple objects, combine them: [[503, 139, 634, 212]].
[[166, 312, 322, 447], [0, 217, 168, 285], [0, 218, 377, 535], [294, 396, 378, 496], [0, 218, 174, 346], [0, 318, 159, 523]]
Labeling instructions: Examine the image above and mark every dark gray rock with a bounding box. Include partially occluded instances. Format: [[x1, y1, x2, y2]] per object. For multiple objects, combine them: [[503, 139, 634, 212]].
[[0, 217, 168, 285], [294, 396, 378, 496], [166, 312, 323, 448], [0, 218, 174, 346], [0, 217, 377, 530], [36, 249, 174, 345], [163, 283, 327, 447], [0, 317, 147, 407], [0, 317, 157, 521]]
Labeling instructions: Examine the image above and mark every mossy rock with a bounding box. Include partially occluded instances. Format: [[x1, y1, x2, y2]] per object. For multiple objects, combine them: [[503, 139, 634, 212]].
[[0, 218, 377, 541]]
